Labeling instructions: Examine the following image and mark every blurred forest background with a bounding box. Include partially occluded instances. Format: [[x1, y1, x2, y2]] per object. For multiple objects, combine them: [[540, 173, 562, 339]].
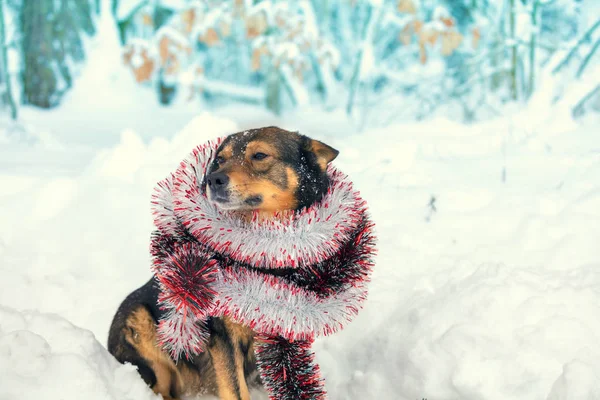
[[0, 0, 598, 128]]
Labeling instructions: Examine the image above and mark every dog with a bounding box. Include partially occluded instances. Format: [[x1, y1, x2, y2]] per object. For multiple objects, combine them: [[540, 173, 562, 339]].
[[107, 126, 339, 400]]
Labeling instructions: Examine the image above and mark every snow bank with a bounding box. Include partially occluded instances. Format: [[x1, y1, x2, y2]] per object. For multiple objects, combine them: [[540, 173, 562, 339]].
[[320, 262, 600, 400], [2, 107, 599, 399], [547, 360, 600, 400], [308, 113, 600, 400], [0, 306, 158, 400]]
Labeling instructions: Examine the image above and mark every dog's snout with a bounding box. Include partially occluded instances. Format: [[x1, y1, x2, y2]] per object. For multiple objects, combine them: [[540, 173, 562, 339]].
[[207, 172, 229, 189]]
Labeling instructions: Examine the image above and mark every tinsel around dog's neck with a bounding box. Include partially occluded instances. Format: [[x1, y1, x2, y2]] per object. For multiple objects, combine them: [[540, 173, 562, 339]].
[[151, 138, 369, 270], [150, 137, 376, 400]]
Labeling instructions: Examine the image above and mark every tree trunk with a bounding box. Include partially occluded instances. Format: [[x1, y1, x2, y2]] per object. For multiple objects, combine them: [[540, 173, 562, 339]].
[[0, 0, 17, 119], [528, 0, 539, 99], [265, 64, 281, 115], [490, 33, 503, 91], [572, 84, 600, 118], [553, 19, 600, 74], [347, 2, 381, 116], [21, 0, 56, 108], [577, 37, 600, 78], [509, 0, 518, 100]]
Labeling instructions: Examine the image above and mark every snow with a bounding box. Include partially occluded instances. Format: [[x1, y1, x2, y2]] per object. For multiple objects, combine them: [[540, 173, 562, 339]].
[[155, 25, 190, 48], [273, 41, 301, 62], [2, 6, 600, 400], [432, 5, 451, 20], [280, 63, 310, 106], [319, 42, 342, 68], [547, 361, 600, 400], [196, 76, 266, 101], [115, 0, 188, 21], [299, 0, 320, 40], [116, 0, 147, 21], [359, 43, 375, 80], [0, 306, 159, 400], [248, 1, 270, 17]]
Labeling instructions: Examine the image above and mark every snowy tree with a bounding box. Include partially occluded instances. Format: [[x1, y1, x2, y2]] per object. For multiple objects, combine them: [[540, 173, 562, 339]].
[[114, 0, 595, 122], [552, 13, 600, 118], [348, 0, 589, 124], [19, 0, 97, 108], [0, 0, 17, 119], [342, 0, 484, 124], [245, 1, 341, 111], [118, 0, 341, 112]]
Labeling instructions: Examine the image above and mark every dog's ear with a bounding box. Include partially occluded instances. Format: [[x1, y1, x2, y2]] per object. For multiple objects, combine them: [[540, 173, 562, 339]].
[[306, 138, 339, 170]]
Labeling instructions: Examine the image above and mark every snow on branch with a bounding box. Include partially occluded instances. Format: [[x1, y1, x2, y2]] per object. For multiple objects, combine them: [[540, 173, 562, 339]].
[[112, 0, 597, 122]]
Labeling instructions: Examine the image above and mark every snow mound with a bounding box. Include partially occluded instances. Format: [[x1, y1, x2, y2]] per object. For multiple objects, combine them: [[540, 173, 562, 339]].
[[0, 306, 158, 400], [2, 109, 600, 399], [547, 360, 600, 400], [353, 263, 600, 400]]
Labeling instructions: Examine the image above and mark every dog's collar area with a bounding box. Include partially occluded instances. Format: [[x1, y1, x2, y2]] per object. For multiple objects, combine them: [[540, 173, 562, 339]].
[[152, 138, 369, 270]]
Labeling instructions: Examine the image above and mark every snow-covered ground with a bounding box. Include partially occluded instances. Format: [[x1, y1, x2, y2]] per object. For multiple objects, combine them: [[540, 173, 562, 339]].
[[2, 7, 600, 400]]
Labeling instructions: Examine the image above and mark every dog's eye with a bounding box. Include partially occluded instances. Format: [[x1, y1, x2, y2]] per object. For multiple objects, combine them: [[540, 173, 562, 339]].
[[214, 156, 225, 165], [252, 152, 269, 161]]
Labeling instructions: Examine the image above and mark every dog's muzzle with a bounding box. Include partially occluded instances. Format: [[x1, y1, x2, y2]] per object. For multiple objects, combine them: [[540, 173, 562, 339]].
[[206, 172, 230, 203]]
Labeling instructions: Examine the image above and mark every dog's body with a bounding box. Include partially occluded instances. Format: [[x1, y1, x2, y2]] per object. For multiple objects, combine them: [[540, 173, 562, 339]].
[[108, 127, 338, 400], [108, 278, 259, 399]]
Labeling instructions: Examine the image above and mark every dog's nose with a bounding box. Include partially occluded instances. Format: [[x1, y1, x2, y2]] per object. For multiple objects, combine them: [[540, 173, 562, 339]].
[[206, 172, 229, 189]]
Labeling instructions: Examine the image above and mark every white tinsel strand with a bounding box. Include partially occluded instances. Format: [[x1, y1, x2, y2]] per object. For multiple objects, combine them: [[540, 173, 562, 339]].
[[152, 139, 369, 269], [211, 268, 369, 341], [157, 307, 210, 360], [151, 173, 180, 237]]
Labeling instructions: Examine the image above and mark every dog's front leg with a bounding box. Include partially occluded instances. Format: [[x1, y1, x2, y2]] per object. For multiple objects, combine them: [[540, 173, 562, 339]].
[[207, 317, 252, 400]]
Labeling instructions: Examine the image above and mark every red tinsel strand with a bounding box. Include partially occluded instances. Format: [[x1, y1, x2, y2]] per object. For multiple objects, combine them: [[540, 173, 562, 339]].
[[155, 242, 219, 316], [288, 217, 376, 297], [255, 335, 326, 400], [150, 231, 181, 274]]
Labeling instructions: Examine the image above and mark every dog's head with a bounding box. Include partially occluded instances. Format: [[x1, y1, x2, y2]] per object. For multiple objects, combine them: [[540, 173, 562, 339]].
[[205, 126, 338, 212]]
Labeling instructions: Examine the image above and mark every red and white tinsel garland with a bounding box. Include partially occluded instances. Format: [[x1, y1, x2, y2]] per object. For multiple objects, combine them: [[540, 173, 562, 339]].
[[150, 138, 376, 399]]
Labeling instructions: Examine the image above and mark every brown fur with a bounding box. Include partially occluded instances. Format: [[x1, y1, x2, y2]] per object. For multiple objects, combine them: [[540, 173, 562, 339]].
[[209, 134, 309, 212], [125, 307, 185, 398], [220, 143, 234, 159], [113, 304, 255, 399], [209, 318, 255, 400], [310, 139, 339, 171]]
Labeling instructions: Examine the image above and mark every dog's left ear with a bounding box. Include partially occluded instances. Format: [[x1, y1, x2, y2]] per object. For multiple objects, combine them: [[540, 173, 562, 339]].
[[307, 138, 339, 170]]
